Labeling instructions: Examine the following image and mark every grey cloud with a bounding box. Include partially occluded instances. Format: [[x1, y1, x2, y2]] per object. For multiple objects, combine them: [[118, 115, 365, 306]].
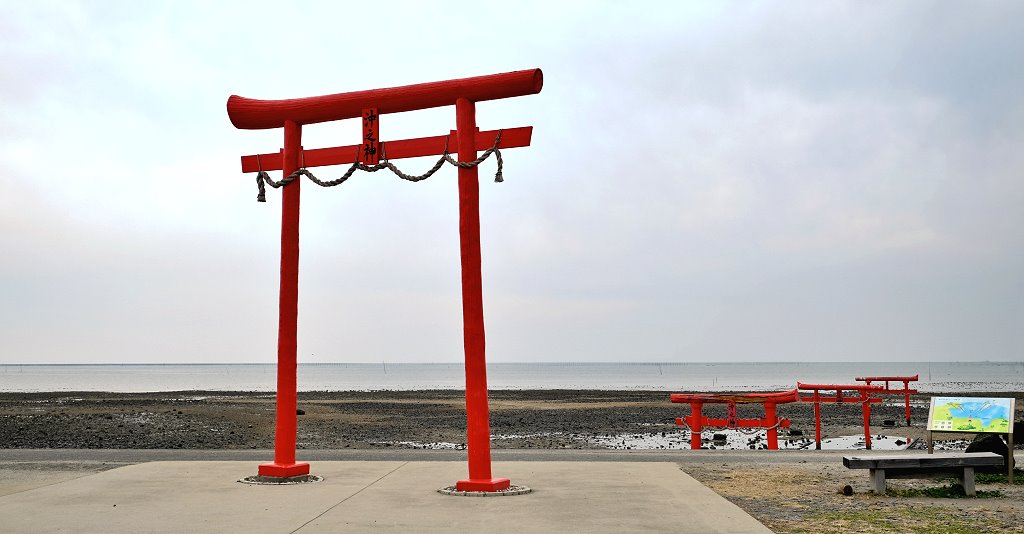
[[2, 1, 1022, 363]]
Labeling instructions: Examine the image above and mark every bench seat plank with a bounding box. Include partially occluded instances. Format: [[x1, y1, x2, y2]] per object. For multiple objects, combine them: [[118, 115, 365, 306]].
[[844, 452, 1002, 469]]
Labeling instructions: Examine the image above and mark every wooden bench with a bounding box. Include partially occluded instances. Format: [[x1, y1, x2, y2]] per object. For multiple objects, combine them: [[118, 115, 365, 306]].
[[843, 452, 1004, 496]]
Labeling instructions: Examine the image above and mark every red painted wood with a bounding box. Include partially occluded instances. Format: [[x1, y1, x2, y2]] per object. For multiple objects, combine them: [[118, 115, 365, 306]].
[[862, 399, 873, 450], [241, 127, 532, 173], [813, 391, 822, 449], [855, 375, 919, 382], [906, 390, 912, 425], [856, 375, 919, 425], [361, 108, 379, 165], [670, 389, 799, 404], [228, 69, 543, 130], [798, 384, 883, 452], [689, 402, 703, 449], [796, 396, 884, 404], [673, 391, 797, 450], [678, 411, 791, 450], [258, 119, 309, 478], [697, 417, 791, 429], [454, 97, 509, 493], [765, 403, 779, 449], [796, 383, 884, 391]]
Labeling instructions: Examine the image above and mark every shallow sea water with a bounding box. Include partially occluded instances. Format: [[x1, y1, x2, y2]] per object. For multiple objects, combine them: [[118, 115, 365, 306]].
[[2, 361, 1021, 392], [377, 430, 922, 451]]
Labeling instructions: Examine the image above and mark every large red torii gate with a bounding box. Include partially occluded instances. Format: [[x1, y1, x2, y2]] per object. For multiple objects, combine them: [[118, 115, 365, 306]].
[[227, 69, 543, 491]]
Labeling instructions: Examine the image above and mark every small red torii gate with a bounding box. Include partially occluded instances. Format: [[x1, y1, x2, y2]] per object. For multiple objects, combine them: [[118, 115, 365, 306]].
[[671, 389, 798, 450], [227, 69, 543, 491], [797, 382, 883, 450], [856, 374, 919, 427]]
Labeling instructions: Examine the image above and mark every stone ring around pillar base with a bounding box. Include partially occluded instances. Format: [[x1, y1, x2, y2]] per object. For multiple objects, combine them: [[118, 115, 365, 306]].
[[238, 474, 324, 485], [437, 485, 532, 497]]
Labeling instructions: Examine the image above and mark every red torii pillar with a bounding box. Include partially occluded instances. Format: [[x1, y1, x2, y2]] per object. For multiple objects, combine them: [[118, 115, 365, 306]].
[[226, 69, 543, 490], [855, 374, 919, 426], [797, 383, 883, 450]]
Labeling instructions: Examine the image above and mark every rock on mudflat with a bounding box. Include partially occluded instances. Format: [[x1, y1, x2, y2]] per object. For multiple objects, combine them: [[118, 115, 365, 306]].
[[965, 434, 1010, 473]]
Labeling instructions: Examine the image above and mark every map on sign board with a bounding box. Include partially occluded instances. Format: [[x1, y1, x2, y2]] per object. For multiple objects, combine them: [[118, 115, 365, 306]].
[[927, 397, 1015, 433]]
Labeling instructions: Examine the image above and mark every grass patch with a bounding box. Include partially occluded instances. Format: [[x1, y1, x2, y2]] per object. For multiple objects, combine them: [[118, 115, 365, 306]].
[[887, 483, 1002, 498], [976, 468, 1023, 485]]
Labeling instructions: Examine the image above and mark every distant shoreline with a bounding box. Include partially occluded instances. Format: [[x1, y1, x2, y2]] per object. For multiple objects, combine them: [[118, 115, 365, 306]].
[[3, 361, 1022, 394], [2, 386, 1023, 395]]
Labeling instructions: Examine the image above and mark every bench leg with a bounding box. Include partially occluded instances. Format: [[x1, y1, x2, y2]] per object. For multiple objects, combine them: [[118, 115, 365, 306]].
[[869, 468, 886, 494], [961, 467, 976, 497]]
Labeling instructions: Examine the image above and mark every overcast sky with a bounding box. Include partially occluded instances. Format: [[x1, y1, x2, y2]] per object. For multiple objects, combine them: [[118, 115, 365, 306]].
[[2, 1, 1021, 364]]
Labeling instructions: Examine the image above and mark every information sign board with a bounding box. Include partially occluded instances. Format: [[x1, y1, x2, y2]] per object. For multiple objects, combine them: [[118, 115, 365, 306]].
[[927, 397, 1015, 433]]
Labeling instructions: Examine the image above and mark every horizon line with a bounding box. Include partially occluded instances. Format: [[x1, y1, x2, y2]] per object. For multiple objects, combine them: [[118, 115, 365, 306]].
[[1, 360, 1018, 366]]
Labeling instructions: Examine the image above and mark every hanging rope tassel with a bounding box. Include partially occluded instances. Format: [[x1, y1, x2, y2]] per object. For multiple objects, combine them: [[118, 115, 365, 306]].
[[494, 146, 503, 183], [256, 169, 303, 202]]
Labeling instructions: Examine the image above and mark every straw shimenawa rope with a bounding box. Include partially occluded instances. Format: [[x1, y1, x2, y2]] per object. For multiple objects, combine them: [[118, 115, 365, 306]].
[[255, 131, 504, 202]]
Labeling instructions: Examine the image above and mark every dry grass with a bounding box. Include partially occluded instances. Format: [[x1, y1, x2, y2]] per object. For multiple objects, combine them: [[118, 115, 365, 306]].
[[682, 461, 1024, 534]]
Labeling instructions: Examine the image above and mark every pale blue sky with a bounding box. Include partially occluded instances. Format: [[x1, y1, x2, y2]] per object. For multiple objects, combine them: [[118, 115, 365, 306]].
[[1, 1, 1022, 363]]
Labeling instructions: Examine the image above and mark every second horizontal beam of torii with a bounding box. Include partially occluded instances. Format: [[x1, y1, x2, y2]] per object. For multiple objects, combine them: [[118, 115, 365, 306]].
[[240, 127, 532, 173]]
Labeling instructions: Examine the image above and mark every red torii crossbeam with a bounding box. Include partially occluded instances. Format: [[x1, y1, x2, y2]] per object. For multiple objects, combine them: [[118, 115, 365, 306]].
[[670, 390, 798, 450], [797, 383, 883, 450], [856, 374, 919, 427], [227, 69, 543, 490]]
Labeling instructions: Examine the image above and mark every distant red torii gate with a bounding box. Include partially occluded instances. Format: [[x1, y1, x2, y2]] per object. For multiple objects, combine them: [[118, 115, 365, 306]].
[[671, 389, 798, 450], [227, 69, 543, 492], [798, 382, 883, 450], [855, 374, 919, 427]]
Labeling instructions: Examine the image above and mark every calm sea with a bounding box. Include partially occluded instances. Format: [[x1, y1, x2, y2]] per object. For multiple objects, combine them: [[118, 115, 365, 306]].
[[1, 362, 1021, 393]]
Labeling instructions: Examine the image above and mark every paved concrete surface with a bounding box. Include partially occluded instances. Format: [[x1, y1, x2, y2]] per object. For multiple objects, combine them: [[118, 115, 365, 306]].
[[0, 461, 772, 533], [0, 462, 116, 498]]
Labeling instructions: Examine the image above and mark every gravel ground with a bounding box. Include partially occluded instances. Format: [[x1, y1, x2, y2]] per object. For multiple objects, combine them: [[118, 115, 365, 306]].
[[681, 460, 1024, 533]]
